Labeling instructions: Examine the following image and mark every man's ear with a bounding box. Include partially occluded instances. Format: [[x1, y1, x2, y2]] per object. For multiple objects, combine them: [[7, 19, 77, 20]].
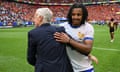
[[39, 16, 43, 22]]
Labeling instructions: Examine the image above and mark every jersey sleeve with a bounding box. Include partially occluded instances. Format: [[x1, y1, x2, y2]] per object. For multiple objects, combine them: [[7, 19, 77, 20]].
[[84, 24, 94, 40]]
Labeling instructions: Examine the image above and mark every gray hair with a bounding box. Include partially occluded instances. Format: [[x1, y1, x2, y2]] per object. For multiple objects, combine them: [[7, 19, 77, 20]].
[[36, 8, 53, 22]]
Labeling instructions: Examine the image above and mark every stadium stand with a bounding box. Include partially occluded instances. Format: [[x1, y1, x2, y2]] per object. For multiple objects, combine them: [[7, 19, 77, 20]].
[[0, 0, 120, 27]]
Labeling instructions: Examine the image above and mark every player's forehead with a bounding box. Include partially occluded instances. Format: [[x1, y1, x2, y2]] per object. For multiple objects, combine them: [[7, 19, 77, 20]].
[[72, 8, 82, 13]]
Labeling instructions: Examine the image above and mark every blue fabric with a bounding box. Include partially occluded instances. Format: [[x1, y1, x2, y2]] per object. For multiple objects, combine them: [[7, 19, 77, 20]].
[[0, 22, 3, 26], [12, 21, 17, 27], [83, 68, 94, 72], [84, 37, 94, 41]]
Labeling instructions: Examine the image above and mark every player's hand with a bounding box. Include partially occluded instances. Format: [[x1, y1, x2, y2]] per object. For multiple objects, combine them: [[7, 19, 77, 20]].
[[54, 32, 70, 43], [89, 55, 98, 64]]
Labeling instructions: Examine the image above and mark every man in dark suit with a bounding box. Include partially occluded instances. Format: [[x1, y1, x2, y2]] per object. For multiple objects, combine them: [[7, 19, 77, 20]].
[[27, 8, 73, 72]]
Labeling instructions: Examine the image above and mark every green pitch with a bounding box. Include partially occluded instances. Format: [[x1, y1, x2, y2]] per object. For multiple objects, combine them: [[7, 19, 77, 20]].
[[0, 25, 120, 72], [0, 27, 34, 72]]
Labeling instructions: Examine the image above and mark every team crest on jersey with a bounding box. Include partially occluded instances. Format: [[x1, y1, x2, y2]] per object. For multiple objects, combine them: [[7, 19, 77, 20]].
[[78, 32, 84, 39]]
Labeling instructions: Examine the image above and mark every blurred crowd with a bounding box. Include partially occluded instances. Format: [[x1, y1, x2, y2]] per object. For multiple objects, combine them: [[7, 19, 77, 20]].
[[0, 0, 120, 27], [23, 0, 116, 3]]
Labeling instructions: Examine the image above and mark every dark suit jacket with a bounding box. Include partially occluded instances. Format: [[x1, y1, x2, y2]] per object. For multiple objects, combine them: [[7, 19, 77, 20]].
[[27, 23, 73, 72]]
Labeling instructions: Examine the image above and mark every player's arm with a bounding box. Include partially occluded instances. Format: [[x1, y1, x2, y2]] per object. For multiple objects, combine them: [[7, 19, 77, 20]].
[[107, 22, 110, 27], [54, 32, 93, 55], [114, 22, 118, 30], [69, 37, 93, 55]]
